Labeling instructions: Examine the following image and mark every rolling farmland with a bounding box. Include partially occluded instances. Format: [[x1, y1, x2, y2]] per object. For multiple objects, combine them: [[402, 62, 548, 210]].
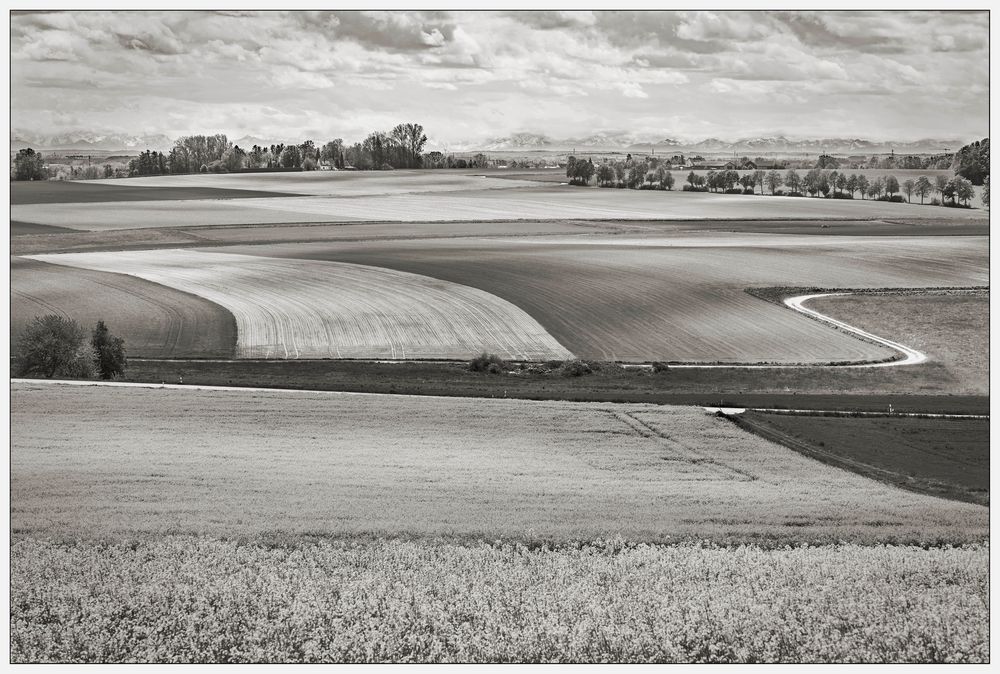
[[11, 184, 987, 231], [11, 257, 236, 358], [27, 249, 573, 360], [11, 382, 987, 543], [807, 291, 989, 393], [225, 233, 987, 363]]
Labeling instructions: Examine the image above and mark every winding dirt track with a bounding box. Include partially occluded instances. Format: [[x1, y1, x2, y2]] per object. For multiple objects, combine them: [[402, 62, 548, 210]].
[[782, 293, 926, 367]]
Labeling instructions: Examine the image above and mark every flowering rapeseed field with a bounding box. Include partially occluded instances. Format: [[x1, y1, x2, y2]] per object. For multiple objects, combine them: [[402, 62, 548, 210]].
[[11, 536, 988, 663]]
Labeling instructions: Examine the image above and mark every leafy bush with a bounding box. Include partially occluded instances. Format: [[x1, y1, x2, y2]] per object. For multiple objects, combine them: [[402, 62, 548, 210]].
[[92, 320, 127, 380], [14, 315, 96, 378], [681, 185, 709, 192], [742, 188, 755, 195], [876, 195, 905, 203], [468, 353, 507, 374], [831, 192, 853, 199], [651, 361, 670, 374], [724, 188, 743, 194], [930, 198, 941, 206], [559, 360, 593, 377]]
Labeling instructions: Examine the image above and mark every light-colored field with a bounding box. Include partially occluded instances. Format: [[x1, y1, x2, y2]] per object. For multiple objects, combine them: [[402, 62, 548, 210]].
[[10, 257, 236, 358], [11, 536, 987, 663], [229, 233, 987, 363], [809, 291, 989, 394], [11, 185, 987, 231], [26, 249, 572, 361], [89, 169, 543, 197], [11, 382, 986, 542]]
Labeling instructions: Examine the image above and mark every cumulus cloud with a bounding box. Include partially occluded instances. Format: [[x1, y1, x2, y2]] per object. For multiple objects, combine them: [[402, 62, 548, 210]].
[[10, 10, 989, 144]]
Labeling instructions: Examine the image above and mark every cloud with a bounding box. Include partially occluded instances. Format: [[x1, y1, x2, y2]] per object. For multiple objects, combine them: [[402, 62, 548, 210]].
[[9, 10, 989, 145]]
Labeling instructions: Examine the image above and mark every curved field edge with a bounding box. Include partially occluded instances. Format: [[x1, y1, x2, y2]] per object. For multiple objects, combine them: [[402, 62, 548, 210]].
[[11, 257, 237, 359], [10, 535, 988, 664], [742, 286, 988, 367], [24, 249, 574, 361]]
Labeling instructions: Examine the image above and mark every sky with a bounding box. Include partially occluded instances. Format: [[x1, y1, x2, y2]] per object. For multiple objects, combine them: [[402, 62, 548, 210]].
[[10, 10, 990, 147]]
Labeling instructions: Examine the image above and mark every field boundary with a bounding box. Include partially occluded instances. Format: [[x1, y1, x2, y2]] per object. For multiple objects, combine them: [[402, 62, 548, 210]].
[[723, 411, 989, 506]]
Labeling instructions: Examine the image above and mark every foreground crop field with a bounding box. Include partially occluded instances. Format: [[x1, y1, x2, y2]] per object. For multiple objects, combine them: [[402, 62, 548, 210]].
[[11, 536, 988, 663], [11, 382, 986, 543], [11, 184, 987, 231], [10, 258, 236, 358], [808, 291, 989, 393], [27, 249, 572, 360], [228, 233, 987, 363]]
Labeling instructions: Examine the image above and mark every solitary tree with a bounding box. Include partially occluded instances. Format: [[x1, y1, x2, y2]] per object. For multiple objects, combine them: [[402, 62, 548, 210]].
[[753, 169, 766, 194], [856, 175, 869, 200], [91, 320, 127, 379], [955, 177, 975, 206], [765, 170, 782, 194], [13, 315, 96, 378], [902, 179, 915, 203], [846, 174, 859, 198], [13, 148, 46, 181], [885, 175, 900, 198], [935, 174, 949, 204], [784, 169, 802, 194], [914, 176, 932, 204]]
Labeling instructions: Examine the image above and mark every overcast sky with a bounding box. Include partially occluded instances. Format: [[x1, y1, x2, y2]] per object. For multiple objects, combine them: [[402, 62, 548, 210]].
[[11, 10, 990, 146]]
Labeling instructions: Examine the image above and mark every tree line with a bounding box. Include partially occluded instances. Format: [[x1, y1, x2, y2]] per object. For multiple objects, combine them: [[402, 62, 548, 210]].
[[118, 124, 429, 176], [565, 152, 980, 208]]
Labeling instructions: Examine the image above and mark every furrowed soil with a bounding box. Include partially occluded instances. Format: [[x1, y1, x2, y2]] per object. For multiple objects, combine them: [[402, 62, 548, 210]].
[[10, 179, 304, 204], [11, 258, 236, 358], [219, 233, 986, 364], [12, 185, 987, 231], [732, 412, 989, 505], [28, 249, 573, 361]]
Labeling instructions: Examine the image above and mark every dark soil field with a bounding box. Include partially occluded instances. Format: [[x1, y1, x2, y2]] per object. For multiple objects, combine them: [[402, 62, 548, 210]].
[[11, 258, 236, 358], [732, 412, 989, 505], [10, 220, 77, 235], [10, 180, 302, 205], [219, 234, 984, 365]]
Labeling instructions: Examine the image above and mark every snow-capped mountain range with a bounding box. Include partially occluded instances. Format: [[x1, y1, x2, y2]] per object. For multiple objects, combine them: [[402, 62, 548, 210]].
[[451, 133, 962, 155], [11, 131, 175, 153], [12, 129, 965, 157]]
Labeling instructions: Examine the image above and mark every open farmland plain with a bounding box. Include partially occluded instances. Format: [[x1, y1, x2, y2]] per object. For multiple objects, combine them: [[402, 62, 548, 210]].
[[11, 257, 236, 358], [10, 382, 989, 663], [11, 383, 986, 543], [220, 232, 986, 364], [10, 182, 988, 231], [9, 170, 990, 664], [27, 249, 572, 360]]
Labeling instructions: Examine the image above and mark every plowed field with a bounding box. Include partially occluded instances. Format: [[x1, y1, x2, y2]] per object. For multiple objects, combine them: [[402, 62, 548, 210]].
[[12, 186, 987, 231], [27, 249, 572, 361], [10, 258, 236, 358], [222, 234, 987, 363]]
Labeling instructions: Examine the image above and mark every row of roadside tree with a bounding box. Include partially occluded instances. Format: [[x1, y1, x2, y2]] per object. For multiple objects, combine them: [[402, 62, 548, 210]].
[[567, 155, 983, 208]]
